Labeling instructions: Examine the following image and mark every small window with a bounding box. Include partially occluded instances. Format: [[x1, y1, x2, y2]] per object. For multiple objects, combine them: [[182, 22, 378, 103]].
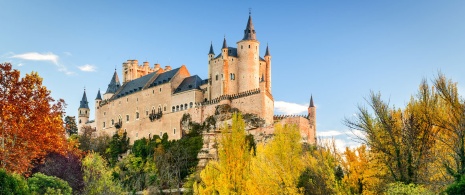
[[248, 45, 250, 48], [79, 119, 81, 124], [146, 110, 149, 116], [159, 88, 161, 92], [190, 102, 193, 108], [126, 115, 129, 122], [215, 75, 218, 81], [172, 106, 175, 112], [137, 98, 138, 102], [180, 105, 184, 110], [136, 112, 139, 119], [111, 119, 114, 125], [85, 110, 87, 114], [241, 45, 243, 49], [136, 132, 138, 138], [184, 103, 188, 109], [104, 112, 106, 116], [173, 128, 176, 135], [160, 132, 163, 137], [80, 110, 81, 114], [127, 98, 128, 102], [103, 122, 106, 128], [164, 106, 166, 112], [153, 90, 154, 94]]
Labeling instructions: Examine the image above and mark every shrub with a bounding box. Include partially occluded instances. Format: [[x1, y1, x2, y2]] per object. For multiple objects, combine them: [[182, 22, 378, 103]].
[[0, 169, 29, 195], [27, 173, 72, 195]]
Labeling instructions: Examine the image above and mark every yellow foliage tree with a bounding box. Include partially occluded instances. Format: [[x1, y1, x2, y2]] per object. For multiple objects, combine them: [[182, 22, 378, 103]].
[[247, 124, 304, 194], [195, 113, 251, 194]]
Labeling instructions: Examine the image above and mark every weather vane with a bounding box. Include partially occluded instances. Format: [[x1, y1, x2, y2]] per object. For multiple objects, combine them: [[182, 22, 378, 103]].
[[249, 8, 252, 15]]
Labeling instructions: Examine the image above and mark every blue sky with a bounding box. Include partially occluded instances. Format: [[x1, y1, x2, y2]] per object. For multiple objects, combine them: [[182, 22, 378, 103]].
[[2, 1, 465, 150]]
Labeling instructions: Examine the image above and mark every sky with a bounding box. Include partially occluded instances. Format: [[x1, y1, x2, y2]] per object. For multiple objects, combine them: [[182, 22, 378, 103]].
[[2, 1, 465, 150]]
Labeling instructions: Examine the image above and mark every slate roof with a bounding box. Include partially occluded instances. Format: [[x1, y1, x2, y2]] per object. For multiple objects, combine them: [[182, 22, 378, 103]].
[[310, 95, 314, 107], [80, 90, 89, 109], [215, 47, 238, 59], [114, 72, 156, 99], [265, 45, 270, 56], [106, 70, 121, 94], [243, 15, 257, 40], [209, 42, 215, 55], [95, 89, 102, 100], [150, 68, 181, 87], [222, 37, 228, 49], [174, 75, 204, 94]]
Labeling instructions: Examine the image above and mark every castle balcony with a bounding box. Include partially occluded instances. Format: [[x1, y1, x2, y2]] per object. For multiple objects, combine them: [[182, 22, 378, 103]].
[[149, 111, 163, 122], [114, 121, 123, 129]]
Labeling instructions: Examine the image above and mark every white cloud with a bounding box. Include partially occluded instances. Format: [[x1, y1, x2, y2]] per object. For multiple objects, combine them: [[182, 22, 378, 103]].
[[9, 52, 74, 75], [319, 138, 361, 152], [274, 101, 308, 115], [78, 64, 97, 72], [11, 52, 59, 65], [317, 130, 345, 137]]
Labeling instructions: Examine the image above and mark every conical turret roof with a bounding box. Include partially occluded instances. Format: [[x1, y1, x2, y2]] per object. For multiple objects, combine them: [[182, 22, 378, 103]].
[[265, 44, 270, 56], [222, 37, 228, 49], [80, 90, 89, 109], [309, 95, 315, 108], [95, 89, 102, 100], [209, 42, 215, 55], [242, 14, 257, 40], [106, 70, 121, 94]]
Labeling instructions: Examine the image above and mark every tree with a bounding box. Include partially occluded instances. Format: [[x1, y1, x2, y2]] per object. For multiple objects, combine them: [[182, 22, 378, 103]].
[[27, 172, 72, 195], [82, 152, 123, 195], [247, 124, 304, 194], [0, 63, 68, 174], [64, 116, 78, 136], [31, 152, 84, 193], [195, 113, 252, 194], [344, 82, 438, 185], [106, 131, 130, 166], [0, 168, 29, 195]]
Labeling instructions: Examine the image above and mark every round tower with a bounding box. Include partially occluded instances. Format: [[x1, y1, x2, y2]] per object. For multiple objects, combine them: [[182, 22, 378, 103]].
[[264, 44, 272, 93], [78, 89, 90, 133], [308, 95, 317, 144], [237, 14, 260, 93]]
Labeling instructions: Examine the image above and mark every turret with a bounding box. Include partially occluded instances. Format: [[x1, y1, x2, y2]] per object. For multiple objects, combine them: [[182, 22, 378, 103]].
[[222, 37, 228, 58], [95, 89, 102, 106], [104, 70, 121, 100], [78, 89, 90, 133], [264, 44, 271, 92], [308, 95, 317, 143], [237, 13, 260, 93], [208, 42, 215, 61]]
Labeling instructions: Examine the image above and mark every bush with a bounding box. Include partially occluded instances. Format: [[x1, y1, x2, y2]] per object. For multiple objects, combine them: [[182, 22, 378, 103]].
[[27, 173, 72, 195], [0, 169, 29, 195], [446, 176, 465, 195], [384, 182, 433, 195]]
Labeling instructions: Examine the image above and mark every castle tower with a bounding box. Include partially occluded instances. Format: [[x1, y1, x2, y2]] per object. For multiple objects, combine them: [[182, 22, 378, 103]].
[[308, 95, 317, 143], [104, 70, 121, 100], [222, 37, 229, 95], [264, 44, 272, 93], [78, 89, 90, 133], [95, 89, 102, 130], [237, 13, 260, 93], [207, 42, 215, 100]]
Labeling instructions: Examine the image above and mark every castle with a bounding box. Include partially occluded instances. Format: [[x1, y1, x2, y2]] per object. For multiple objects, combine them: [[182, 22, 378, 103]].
[[77, 14, 316, 145]]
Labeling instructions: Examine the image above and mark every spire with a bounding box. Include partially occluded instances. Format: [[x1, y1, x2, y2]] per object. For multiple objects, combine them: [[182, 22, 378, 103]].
[[265, 44, 270, 56], [95, 89, 102, 100], [309, 95, 315, 108], [106, 70, 121, 94], [209, 42, 215, 55], [80, 89, 89, 109], [222, 37, 228, 49], [242, 13, 256, 40]]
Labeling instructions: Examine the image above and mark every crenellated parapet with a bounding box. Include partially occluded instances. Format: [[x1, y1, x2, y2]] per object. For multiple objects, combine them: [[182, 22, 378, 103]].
[[273, 115, 309, 120], [194, 88, 261, 107]]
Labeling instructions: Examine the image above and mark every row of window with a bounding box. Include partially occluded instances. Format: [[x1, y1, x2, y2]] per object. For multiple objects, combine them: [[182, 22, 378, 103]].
[[172, 102, 194, 112]]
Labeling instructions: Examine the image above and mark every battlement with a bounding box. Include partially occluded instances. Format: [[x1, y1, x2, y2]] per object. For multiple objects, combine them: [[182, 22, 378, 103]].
[[273, 115, 309, 120]]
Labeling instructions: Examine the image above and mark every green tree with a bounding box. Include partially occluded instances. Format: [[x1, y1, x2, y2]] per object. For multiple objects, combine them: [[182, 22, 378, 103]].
[[27, 173, 72, 195], [64, 116, 78, 136], [0, 169, 29, 195], [106, 131, 130, 166], [82, 152, 123, 195]]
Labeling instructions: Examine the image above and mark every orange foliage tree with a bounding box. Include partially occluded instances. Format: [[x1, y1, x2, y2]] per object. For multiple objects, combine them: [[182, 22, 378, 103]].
[[0, 63, 68, 174]]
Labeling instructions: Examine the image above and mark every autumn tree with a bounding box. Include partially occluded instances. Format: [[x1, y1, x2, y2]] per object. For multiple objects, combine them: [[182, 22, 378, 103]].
[[82, 152, 123, 194], [64, 116, 78, 136], [195, 113, 252, 194], [0, 63, 68, 174], [247, 124, 304, 194], [344, 81, 439, 185]]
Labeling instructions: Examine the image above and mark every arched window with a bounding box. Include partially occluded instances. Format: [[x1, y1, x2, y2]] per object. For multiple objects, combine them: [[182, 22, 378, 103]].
[[215, 74, 218, 81], [164, 106, 166, 112], [111, 119, 114, 125], [176, 105, 179, 111], [190, 102, 193, 108], [180, 104, 184, 110], [172, 106, 175, 112], [184, 103, 188, 109]]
